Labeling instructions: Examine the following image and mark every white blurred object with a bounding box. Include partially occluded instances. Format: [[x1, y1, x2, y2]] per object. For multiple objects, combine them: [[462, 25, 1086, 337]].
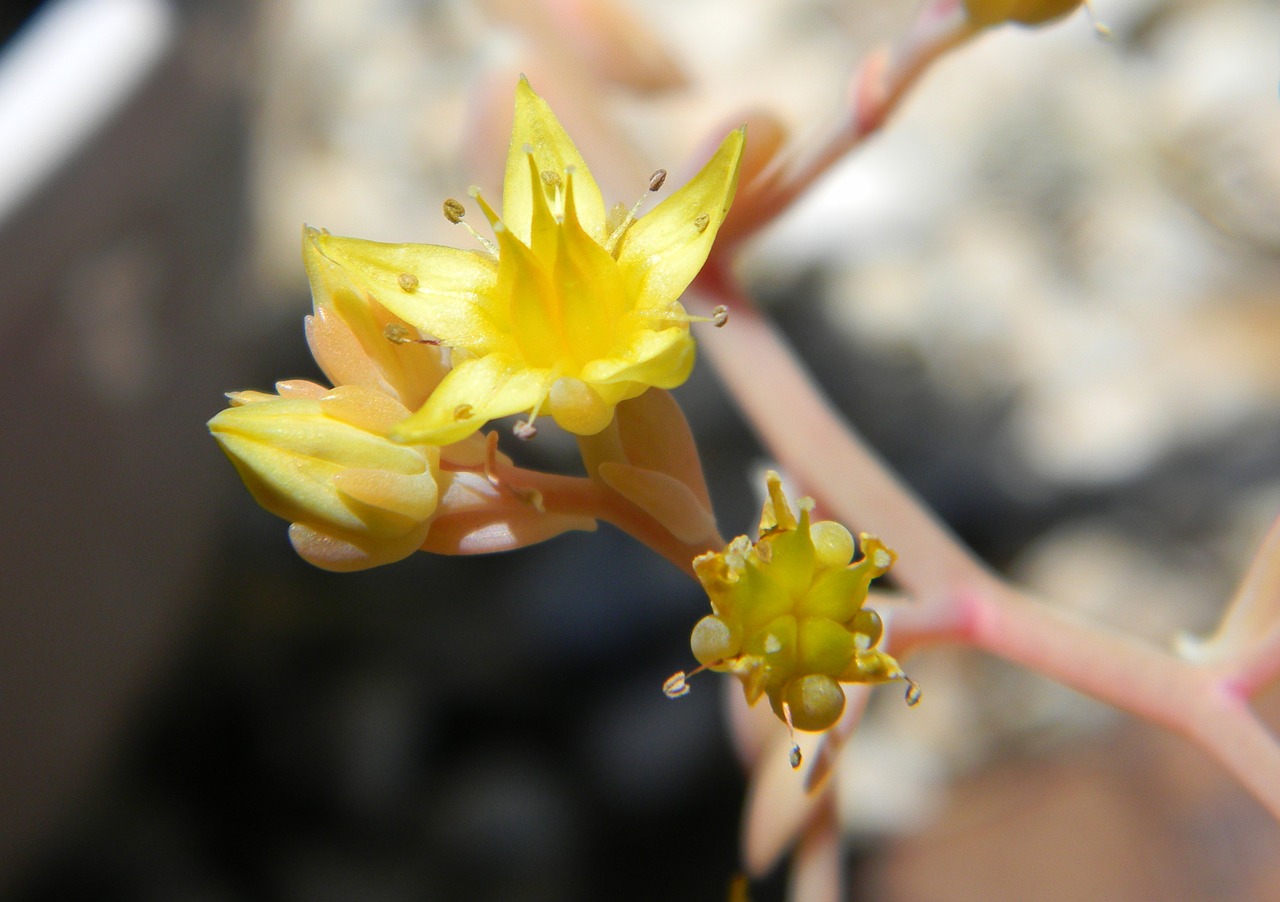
[[0, 0, 174, 227]]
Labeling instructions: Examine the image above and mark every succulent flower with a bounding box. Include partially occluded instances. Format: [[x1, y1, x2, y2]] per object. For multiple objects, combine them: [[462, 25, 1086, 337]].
[[310, 77, 744, 445]]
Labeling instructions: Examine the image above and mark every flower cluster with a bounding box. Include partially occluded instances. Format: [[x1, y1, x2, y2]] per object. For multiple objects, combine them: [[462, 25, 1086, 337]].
[[210, 79, 742, 570], [686, 472, 910, 732]]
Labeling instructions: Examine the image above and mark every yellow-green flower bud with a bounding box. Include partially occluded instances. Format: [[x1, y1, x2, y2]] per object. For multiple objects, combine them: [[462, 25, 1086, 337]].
[[209, 382, 440, 572], [689, 471, 907, 732], [963, 0, 1083, 28]]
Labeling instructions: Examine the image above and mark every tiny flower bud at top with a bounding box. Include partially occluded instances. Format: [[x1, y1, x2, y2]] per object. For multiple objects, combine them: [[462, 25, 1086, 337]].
[[963, 0, 1083, 27]]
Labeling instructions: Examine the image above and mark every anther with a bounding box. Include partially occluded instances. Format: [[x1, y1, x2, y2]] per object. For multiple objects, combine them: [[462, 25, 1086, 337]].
[[383, 323, 441, 346], [442, 198, 466, 223], [384, 323, 413, 344], [604, 167, 672, 254], [513, 420, 538, 440], [397, 272, 419, 292], [712, 305, 729, 327], [453, 404, 473, 421], [903, 677, 922, 707], [540, 170, 562, 190], [663, 663, 708, 699], [663, 672, 690, 699], [693, 213, 710, 234], [453, 189, 499, 254], [781, 701, 802, 769]]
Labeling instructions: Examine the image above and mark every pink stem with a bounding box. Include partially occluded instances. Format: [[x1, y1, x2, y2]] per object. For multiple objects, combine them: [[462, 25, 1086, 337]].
[[692, 269, 1280, 821]]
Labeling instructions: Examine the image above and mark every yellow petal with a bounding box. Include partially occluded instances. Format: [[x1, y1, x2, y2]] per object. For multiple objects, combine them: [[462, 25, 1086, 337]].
[[616, 126, 744, 305], [504, 78, 607, 244], [308, 229, 507, 354], [304, 231, 450, 409], [580, 327, 694, 387], [391, 354, 554, 445]]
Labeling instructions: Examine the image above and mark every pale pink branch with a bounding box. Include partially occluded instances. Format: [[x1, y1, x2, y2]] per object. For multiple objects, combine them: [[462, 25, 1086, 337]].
[[716, 1, 980, 247], [787, 798, 842, 902], [691, 268, 1280, 831], [1179, 514, 1280, 695], [691, 272, 994, 605]]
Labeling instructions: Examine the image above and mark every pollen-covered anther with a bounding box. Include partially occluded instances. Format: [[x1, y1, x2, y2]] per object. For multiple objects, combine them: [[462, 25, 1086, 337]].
[[904, 677, 922, 707], [540, 169, 562, 190], [397, 272, 419, 292], [383, 322, 440, 347], [449, 190, 499, 254], [663, 662, 710, 699], [648, 169, 667, 192], [693, 213, 710, 233], [384, 323, 413, 344], [442, 198, 466, 223], [453, 404, 473, 421], [513, 419, 538, 440], [712, 305, 729, 327], [663, 672, 691, 699]]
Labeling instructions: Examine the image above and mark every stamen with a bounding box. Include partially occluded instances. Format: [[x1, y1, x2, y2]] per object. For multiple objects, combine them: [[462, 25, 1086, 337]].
[[693, 213, 710, 234], [654, 303, 730, 329], [397, 272, 419, 292], [453, 404, 474, 421], [540, 170, 562, 190], [604, 165, 672, 255], [662, 663, 708, 699], [383, 323, 440, 346], [480, 430, 547, 510], [458, 187, 500, 253], [663, 673, 690, 699], [903, 677, 922, 707], [442, 198, 466, 224], [781, 701, 802, 769], [512, 375, 554, 440]]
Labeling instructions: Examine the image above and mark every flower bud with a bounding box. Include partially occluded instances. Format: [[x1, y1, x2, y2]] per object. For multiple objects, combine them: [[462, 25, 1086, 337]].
[[209, 383, 440, 571], [688, 471, 908, 733], [963, 0, 1082, 28]]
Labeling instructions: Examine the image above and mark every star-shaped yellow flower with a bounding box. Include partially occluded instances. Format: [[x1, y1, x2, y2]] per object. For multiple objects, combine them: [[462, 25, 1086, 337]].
[[309, 78, 744, 445]]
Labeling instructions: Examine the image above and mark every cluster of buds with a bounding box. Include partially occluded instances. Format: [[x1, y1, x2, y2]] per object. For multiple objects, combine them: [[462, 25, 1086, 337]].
[[212, 77, 913, 767], [211, 78, 742, 570], [669, 472, 914, 747]]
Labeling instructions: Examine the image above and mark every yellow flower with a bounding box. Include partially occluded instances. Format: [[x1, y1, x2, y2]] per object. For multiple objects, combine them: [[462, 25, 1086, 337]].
[[689, 472, 907, 732], [209, 382, 440, 572], [310, 78, 744, 445]]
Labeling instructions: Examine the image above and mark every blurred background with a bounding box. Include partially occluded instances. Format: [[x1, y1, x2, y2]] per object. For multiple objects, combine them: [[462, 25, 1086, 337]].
[[2, 0, 1279, 899]]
